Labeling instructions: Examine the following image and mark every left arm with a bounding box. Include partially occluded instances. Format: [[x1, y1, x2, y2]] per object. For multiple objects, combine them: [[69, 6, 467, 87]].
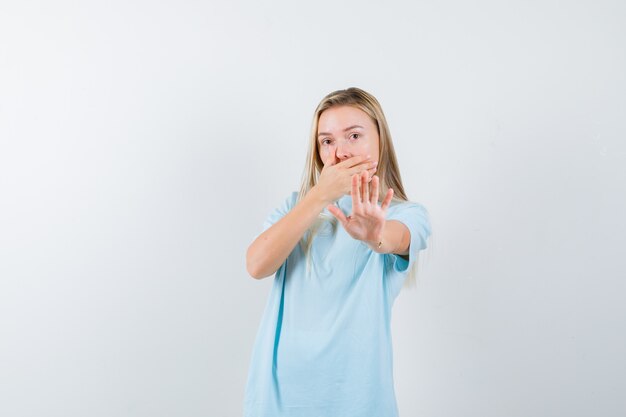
[[364, 220, 410, 257], [326, 172, 410, 260]]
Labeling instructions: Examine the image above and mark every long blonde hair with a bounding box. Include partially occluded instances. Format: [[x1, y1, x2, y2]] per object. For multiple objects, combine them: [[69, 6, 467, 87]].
[[296, 87, 421, 289]]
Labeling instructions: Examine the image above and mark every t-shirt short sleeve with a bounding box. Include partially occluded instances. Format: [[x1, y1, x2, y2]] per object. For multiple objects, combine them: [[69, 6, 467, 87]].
[[384, 201, 431, 274], [255, 191, 299, 238]]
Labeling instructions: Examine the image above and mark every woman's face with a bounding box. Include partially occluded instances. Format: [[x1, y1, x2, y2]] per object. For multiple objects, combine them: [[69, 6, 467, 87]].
[[317, 105, 380, 176]]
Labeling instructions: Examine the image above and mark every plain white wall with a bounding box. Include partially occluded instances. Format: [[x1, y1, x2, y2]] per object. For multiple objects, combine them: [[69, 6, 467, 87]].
[[1, 0, 625, 416]]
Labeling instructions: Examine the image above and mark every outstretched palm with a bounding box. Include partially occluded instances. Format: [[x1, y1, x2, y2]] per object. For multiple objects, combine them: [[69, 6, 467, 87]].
[[327, 172, 394, 245]]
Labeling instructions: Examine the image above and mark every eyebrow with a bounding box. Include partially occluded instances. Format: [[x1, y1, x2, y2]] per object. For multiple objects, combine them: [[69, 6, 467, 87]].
[[317, 125, 364, 138]]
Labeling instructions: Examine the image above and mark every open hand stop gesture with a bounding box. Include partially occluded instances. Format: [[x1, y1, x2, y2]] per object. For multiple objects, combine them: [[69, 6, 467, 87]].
[[327, 170, 394, 247]]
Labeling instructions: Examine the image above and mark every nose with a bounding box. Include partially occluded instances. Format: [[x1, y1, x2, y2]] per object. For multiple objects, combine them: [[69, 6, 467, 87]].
[[335, 142, 351, 161]]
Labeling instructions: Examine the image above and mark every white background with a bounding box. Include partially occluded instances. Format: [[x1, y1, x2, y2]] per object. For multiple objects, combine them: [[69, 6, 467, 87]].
[[1, 0, 625, 416]]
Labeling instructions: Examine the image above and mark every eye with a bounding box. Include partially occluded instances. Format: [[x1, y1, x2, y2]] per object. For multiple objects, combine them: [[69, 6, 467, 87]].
[[349, 133, 360, 140], [320, 138, 332, 145]]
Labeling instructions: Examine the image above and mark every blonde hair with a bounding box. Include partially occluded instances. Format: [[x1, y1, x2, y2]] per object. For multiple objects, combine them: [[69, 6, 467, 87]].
[[296, 87, 422, 289]]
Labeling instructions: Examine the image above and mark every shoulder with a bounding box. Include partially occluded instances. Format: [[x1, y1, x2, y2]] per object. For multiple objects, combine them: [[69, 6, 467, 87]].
[[387, 199, 429, 218], [386, 199, 431, 239], [274, 190, 299, 210], [259, 191, 300, 233], [267, 191, 299, 218], [284, 191, 299, 209]]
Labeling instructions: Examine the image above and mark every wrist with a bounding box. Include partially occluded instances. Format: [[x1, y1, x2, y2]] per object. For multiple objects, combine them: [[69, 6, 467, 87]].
[[308, 185, 334, 206], [366, 238, 385, 253], [306, 186, 333, 209], [365, 223, 386, 253]]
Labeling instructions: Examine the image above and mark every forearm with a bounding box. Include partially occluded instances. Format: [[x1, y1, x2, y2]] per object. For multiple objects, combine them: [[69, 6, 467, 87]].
[[246, 188, 330, 279], [365, 220, 410, 256]]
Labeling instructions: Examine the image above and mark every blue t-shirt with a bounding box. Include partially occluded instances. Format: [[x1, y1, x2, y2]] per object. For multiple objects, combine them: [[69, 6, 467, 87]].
[[244, 191, 431, 417]]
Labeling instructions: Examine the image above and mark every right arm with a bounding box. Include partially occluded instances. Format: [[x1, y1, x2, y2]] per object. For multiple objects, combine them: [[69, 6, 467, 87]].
[[246, 154, 376, 279], [246, 187, 330, 279]]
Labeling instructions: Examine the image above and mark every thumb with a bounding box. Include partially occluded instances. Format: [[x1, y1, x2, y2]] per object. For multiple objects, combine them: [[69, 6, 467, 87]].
[[327, 204, 348, 226]]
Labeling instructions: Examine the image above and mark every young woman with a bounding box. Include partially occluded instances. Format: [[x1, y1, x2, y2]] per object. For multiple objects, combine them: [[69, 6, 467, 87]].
[[244, 87, 431, 417]]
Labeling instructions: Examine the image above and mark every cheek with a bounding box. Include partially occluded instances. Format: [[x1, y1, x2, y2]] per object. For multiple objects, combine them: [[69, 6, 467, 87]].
[[319, 146, 335, 158], [368, 138, 380, 161], [355, 141, 374, 158], [318, 147, 327, 164]]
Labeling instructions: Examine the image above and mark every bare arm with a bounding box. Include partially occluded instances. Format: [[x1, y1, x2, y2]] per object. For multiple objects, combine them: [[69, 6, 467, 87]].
[[246, 187, 329, 280], [368, 220, 410, 258], [326, 172, 411, 260], [247, 154, 377, 280]]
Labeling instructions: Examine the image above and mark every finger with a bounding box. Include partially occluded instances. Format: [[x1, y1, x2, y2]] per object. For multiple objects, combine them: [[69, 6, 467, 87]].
[[361, 170, 369, 203], [380, 188, 394, 211], [371, 175, 379, 205], [327, 204, 348, 226], [367, 164, 377, 182], [352, 173, 363, 212], [340, 154, 371, 168], [349, 159, 377, 176]]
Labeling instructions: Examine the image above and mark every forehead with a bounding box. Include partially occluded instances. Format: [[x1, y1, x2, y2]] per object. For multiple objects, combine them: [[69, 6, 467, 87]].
[[318, 105, 376, 131]]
